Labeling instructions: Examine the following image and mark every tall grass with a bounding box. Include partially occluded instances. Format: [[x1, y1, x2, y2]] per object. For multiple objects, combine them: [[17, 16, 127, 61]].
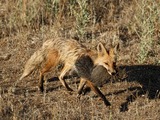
[[0, 1, 121, 36], [0, 0, 160, 63], [0, 0, 125, 39], [132, 0, 160, 63], [72, 0, 90, 40]]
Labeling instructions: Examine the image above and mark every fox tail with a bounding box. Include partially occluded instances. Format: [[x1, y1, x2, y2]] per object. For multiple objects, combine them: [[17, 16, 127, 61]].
[[19, 48, 46, 81]]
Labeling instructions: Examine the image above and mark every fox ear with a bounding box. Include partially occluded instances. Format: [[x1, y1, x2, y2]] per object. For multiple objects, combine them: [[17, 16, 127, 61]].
[[97, 42, 107, 56], [113, 43, 119, 54], [109, 43, 119, 60]]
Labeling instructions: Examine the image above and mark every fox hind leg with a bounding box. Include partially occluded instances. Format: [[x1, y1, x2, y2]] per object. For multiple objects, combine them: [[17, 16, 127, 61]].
[[39, 51, 59, 92], [39, 69, 46, 92]]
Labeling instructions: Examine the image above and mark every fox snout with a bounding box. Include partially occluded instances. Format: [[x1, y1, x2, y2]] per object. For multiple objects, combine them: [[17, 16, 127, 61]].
[[108, 69, 116, 75], [102, 63, 117, 76]]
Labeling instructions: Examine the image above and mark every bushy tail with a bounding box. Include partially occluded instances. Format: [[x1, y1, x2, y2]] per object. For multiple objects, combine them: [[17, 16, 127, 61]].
[[19, 48, 46, 81]]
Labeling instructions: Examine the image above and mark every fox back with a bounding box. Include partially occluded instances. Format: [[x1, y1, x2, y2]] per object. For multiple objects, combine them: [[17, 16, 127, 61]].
[[47, 38, 91, 68]]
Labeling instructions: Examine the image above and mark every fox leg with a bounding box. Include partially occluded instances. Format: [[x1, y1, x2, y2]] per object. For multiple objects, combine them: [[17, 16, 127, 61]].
[[85, 79, 111, 106], [39, 51, 59, 92], [39, 69, 47, 92], [78, 78, 87, 95], [59, 64, 73, 91], [39, 63, 54, 92]]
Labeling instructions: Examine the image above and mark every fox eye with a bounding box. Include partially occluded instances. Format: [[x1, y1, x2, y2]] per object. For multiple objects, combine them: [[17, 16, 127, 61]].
[[113, 62, 116, 67], [105, 62, 108, 65]]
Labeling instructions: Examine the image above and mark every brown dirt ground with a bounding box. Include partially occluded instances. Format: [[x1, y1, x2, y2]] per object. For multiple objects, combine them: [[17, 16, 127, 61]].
[[0, 32, 160, 120]]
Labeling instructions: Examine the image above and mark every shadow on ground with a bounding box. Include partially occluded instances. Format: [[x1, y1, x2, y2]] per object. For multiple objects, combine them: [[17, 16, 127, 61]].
[[40, 64, 160, 112], [118, 65, 160, 112], [9, 64, 160, 112], [47, 64, 160, 112]]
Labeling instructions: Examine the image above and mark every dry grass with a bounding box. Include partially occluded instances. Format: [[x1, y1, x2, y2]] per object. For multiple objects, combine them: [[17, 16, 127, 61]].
[[0, 0, 160, 119]]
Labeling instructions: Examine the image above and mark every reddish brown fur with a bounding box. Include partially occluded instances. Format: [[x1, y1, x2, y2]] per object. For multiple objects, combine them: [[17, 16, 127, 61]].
[[85, 80, 111, 106], [19, 37, 117, 106], [39, 50, 60, 91]]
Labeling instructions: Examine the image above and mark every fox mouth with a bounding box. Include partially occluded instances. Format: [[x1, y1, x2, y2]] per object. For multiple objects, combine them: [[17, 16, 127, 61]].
[[108, 71, 112, 75], [107, 70, 116, 75], [104, 66, 116, 75]]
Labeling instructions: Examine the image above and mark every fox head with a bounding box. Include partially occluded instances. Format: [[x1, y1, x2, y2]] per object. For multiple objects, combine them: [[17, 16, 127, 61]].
[[95, 42, 118, 75]]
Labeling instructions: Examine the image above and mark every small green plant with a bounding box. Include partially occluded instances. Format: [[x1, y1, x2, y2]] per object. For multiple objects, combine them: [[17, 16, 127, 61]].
[[72, 0, 90, 40], [133, 0, 160, 63]]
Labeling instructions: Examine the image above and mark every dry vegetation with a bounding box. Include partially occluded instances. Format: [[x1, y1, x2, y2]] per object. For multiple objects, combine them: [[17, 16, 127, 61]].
[[0, 0, 160, 119]]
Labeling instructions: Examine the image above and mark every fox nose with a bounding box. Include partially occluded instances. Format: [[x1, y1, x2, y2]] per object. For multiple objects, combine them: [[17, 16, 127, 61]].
[[108, 70, 116, 75], [111, 71, 116, 75], [110, 70, 116, 75]]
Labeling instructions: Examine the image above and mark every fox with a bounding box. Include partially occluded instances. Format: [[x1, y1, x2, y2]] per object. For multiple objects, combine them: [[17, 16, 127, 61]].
[[18, 37, 117, 106]]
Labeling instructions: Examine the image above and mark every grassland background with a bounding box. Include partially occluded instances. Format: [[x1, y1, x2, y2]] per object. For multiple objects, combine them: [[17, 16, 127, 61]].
[[0, 0, 160, 120]]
